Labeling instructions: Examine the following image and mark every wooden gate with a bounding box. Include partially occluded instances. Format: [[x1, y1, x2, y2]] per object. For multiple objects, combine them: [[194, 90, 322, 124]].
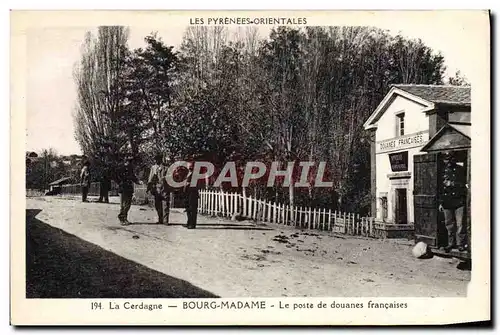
[[413, 153, 441, 247]]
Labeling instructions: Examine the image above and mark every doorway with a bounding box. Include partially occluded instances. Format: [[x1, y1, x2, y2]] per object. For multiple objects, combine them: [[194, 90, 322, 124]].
[[395, 188, 408, 225]]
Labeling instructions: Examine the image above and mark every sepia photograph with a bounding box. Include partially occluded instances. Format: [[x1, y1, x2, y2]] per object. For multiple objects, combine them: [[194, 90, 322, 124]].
[[11, 10, 490, 325]]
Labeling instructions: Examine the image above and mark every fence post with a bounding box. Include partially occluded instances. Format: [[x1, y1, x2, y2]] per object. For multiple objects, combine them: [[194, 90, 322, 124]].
[[266, 201, 271, 223], [277, 202, 280, 224], [251, 197, 256, 220], [272, 202, 276, 224], [213, 191, 217, 216], [286, 205, 289, 226], [351, 213, 355, 234], [254, 198, 258, 220], [234, 193, 242, 215], [257, 199, 262, 221], [307, 207, 312, 229], [328, 209, 332, 231], [207, 191, 211, 215], [220, 191, 225, 217], [201, 191, 205, 214], [333, 211, 337, 232], [248, 195, 252, 219], [342, 212, 347, 234], [204, 191, 208, 214], [297, 207, 301, 227], [302, 207, 305, 228], [262, 200, 266, 222], [198, 192, 201, 213], [220, 191, 224, 216], [237, 193, 240, 216], [312, 208, 316, 230], [212, 191, 217, 215], [242, 192, 247, 218], [352, 213, 355, 235], [293, 206, 297, 227], [282, 205, 286, 225], [355, 214, 359, 235], [354, 214, 357, 234], [247, 196, 251, 219], [282, 204, 285, 225], [370, 217, 374, 237], [322, 207, 325, 230], [222, 192, 226, 217]]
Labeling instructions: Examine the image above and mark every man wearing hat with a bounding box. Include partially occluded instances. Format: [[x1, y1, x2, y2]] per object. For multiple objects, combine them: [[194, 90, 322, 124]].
[[115, 154, 143, 225], [184, 159, 200, 229], [80, 160, 91, 202], [439, 151, 468, 252], [147, 153, 171, 225]]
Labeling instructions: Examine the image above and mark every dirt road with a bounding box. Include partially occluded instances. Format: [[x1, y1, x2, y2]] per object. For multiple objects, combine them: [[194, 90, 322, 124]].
[[25, 196, 470, 298]]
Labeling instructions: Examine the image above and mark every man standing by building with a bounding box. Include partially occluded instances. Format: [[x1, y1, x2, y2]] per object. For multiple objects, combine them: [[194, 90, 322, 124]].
[[80, 160, 91, 202], [147, 153, 170, 225], [115, 154, 143, 225], [439, 151, 468, 252], [184, 160, 199, 229]]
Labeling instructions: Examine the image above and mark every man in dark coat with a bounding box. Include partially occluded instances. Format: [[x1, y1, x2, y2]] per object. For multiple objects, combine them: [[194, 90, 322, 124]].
[[439, 151, 468, 252], [98, 163, 111, 203], [115, 155, 142, 225], [147, 153, 171, 225], [184, 161, 199, 229]]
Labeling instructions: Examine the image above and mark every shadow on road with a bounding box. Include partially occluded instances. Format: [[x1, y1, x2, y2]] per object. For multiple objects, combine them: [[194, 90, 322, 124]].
[[132, 222, 274, 231], [26, 209, 219, 299]]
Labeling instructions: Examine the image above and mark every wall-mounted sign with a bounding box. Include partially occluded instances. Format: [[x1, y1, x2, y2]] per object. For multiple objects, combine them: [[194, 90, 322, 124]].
[[389, 151, 409, 172], [376, 131, 429, 154]]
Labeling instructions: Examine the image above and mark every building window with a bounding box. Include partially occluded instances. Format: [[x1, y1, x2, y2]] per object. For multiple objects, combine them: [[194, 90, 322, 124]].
[[396, 112, 405, 136]]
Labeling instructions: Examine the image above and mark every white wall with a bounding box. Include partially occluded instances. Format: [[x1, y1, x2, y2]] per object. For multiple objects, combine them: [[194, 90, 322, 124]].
[[376, 95, 429, 141], [374, 94, 430, 224]]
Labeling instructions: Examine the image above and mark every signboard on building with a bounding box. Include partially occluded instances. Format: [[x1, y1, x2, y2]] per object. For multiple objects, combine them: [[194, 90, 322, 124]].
[[376, 131, 429, 154], [389, 151, 409, 172]]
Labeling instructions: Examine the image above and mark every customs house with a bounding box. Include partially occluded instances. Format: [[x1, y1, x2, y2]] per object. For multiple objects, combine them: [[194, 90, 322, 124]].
[[363, 84, 471, 240]]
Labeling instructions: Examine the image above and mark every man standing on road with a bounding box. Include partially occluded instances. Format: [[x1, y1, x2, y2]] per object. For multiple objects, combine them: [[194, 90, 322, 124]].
[[98, 161, 111, 203], [147, 153, 171, 225], [80, 160, 91, 203], [439, 151, 468, 252], [184, 160, 199, 229], [115, 154, 143, 225]]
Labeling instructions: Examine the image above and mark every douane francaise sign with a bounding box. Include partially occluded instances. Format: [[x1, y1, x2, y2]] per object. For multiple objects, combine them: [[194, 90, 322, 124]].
[[376, 131, 429, 154]]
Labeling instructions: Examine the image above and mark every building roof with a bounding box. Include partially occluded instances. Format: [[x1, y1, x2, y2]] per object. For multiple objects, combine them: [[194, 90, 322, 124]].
[[421, 123, 471, 152], [49, 177, 72, 186], [364, 84, 471, 130], [448, 123, 471, 138], [390, 84, 471, 106]]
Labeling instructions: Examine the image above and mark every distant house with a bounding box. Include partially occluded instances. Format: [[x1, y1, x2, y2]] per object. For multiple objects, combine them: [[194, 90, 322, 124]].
[[47, 177, 73, 195]]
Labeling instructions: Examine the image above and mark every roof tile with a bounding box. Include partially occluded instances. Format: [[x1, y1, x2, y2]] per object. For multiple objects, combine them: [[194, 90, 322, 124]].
[[391, 84, 471, 105]]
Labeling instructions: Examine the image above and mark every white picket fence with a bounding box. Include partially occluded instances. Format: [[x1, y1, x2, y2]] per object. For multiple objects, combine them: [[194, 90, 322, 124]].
[[198, 190, 376, 237]]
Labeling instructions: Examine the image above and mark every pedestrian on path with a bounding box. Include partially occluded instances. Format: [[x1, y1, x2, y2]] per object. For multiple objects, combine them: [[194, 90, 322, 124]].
[[184, 161, 199, 229], [98, 162, 111, 203], [147, 153, 171, 225], [115, 154, 143, 225], [80, 160, 91, 203]]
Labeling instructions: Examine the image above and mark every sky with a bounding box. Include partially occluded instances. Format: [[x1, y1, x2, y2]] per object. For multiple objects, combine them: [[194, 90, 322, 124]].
[[25, 23, 474, 156]]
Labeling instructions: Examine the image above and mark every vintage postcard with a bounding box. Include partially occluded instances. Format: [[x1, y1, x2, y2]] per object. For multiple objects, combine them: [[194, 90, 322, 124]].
[[11, 10, 490, 325]]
